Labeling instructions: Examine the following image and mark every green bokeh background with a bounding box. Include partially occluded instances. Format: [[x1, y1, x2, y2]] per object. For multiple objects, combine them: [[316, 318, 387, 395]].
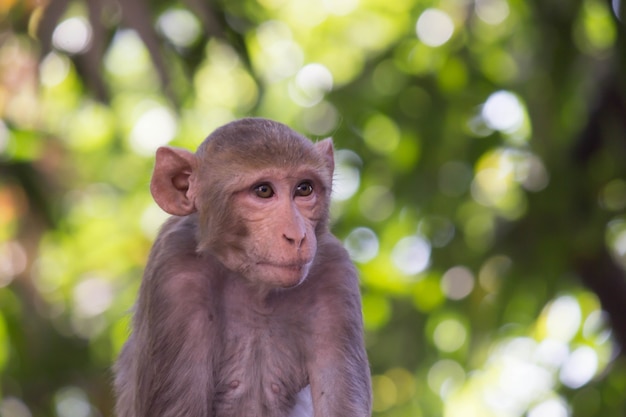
[[1, 0, 626, 416]]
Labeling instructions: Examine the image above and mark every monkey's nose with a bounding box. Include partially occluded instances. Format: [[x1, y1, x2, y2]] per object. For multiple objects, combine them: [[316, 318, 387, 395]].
[[283, 233, 306, 249]]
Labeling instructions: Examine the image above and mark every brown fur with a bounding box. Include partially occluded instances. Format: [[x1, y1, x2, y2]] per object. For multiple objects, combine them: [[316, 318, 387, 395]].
[[114, 118, 372, 417]]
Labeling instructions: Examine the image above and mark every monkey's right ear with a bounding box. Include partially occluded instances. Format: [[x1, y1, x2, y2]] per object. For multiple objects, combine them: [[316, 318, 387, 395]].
[[151, 147, 198, 216]]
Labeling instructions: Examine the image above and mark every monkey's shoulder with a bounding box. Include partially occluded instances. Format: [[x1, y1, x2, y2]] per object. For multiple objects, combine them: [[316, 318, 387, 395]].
[[312, 232, 357, 280], [152, 214, 199, 248], [143, 215, 218, 288], [315, 232, 353, 266], [304, 232, 360, 296]]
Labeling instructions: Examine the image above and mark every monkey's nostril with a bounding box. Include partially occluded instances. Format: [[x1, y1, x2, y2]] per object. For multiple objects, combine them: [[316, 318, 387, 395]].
[[283, 234, 305, 248]]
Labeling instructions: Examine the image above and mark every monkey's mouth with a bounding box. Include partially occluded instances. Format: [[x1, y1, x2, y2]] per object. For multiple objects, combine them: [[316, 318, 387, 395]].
[[255, 260, 313, 288], [259, 261, 312, 272], [257, 259, 315, 278]]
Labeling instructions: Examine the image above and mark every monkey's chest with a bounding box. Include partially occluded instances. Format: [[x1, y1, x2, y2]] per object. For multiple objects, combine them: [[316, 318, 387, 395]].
[[213, 320, 309, 417]]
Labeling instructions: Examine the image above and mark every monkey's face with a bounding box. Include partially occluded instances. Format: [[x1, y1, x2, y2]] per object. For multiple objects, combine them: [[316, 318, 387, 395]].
[[216, 167, 326, 288]]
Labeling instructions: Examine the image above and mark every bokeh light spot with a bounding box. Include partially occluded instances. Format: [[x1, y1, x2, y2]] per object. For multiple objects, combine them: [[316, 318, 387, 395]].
[[372, 374, 397, 412], [385, 368, 416, 403], [54, 387, 91, 417], [362, 113, 400, 154], [433, 319, 467, 352], [482, 90, 524, 132], [129, 106, 177, 156], [478, 255, 511, 293], [441, 266, 475, 300], [475, 0, 510, 25], [40, 52, 70, 87], [301, 101, 339, 136], [416, 9, 454, 47], [0, 397, 32, 417], [535, 339, 569, 369], [0, 120, 8, 154], [333, 149, 362, 201], [255, 20, 303, 81], [66, 102, 116, 152], [516, 153, 550, 192], [583, 310, 611, 343], [600, 179, 626, 211], [392, 236, 431, 275], [528, 398, 569, 417], [344, 227, 379, 263], [417, 216, 455, 248], [576, 0, 617, 55], [560, 346, 598, 389], [73, 277, 114, 317], [607, 219, 626, 269], [0, 241, 27, 287], [157, 9, 202, 48], [471, 168, 512, 207], [105, 30, 151, 78], [323, 0, 359, 16], [427, 359, 465, 398], [545, 296, 582, 343], [290, 63, 334, 107], [359, 186, 395, 222], [613, 0, 623, 21], [141, 203, 170, 239], [52, 17, 92, 54]]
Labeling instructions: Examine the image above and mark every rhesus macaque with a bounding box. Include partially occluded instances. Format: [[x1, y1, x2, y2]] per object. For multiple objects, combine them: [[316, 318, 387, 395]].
[[114, 118, 372, 417]]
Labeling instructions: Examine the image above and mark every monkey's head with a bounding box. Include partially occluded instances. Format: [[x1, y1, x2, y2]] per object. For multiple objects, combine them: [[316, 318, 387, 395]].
[[150, 118, 334, 288]]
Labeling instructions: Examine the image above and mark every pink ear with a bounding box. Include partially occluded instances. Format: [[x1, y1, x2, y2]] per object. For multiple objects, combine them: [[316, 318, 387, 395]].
[[315, 138, 334, 174], [150, 147, 198, 216]]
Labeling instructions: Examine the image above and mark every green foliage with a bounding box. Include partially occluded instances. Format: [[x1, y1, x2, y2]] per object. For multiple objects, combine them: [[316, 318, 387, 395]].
[[1, 0, 626, 416]]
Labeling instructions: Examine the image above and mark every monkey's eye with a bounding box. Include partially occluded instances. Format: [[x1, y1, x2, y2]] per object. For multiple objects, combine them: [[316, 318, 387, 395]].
[[254, 184, 275, 198], [295, 182, 313, 197]]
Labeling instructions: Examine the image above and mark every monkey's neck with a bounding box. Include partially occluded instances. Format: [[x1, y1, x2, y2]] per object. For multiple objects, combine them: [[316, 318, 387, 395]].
[[250, 282, 291, 313], [220, 270, 280, 313]]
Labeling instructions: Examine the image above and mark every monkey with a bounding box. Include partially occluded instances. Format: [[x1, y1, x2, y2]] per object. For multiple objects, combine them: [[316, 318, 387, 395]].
[[113, 118, 372, 417]]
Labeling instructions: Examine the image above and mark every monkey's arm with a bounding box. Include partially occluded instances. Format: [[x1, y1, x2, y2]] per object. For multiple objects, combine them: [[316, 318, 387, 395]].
[[307, 236, 372, 417], [128, 218, 218, 417]]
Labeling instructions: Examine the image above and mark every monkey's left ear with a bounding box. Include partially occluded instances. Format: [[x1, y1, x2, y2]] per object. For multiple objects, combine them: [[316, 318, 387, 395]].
[[151, 146, 198, 216], [315, 138, 335, 173]]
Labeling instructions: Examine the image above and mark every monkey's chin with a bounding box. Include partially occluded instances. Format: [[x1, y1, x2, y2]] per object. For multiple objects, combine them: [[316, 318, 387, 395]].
[[257, 262, 312, 288]]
